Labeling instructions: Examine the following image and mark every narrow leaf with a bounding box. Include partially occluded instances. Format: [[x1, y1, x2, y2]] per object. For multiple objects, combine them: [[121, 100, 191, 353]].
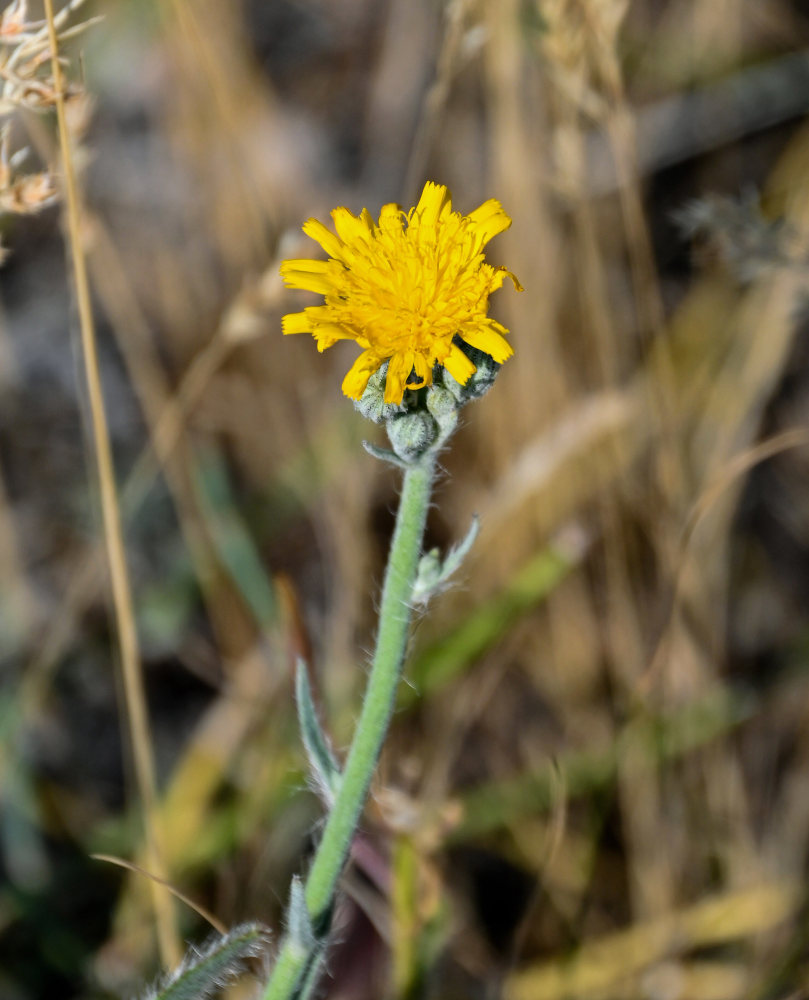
[[296, 659, 341, 805], [362, 440, 409, 468], [142, 922, 271, 1000], [411, 547, 443, 604], [439, 515, 479, 582], [412, 516, 480, 604], [288, 876, 316, 953]]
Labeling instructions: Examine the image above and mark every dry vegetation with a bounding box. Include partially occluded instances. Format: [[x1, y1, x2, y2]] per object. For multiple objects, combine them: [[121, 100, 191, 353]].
[[3, 0, 809, 997]]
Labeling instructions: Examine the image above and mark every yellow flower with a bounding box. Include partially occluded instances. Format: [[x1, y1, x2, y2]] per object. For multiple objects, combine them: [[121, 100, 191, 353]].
[[280, 181, 522, 405]]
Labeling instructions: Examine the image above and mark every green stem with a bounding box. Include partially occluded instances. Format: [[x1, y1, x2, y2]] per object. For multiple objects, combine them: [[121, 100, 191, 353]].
[[263, 458, 435, 1000]]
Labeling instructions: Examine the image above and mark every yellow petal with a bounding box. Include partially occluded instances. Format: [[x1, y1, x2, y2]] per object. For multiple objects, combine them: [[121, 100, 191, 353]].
[[303, 305, 337, 323], [281, 184, 519, 396], [281, 273, 334, 295], [332, 206, 373, 244], [384, 351, 414, 404], [313, 323, 355, 351], [342, 350, 381, 399], [443, 343, 476, 385], [282, 311, 310, 335], [485, 318, 509, 335], [467, 198, 512, 247], [410, 351, 432, 388], [414, 181, 451, 229], [460, 324, 513, 363], [488, 267, 523, 294], [378, 202, 404, 234], [302, 218, 345, 260], [281, 258, 331, 273], [279, 259, 335, 295]]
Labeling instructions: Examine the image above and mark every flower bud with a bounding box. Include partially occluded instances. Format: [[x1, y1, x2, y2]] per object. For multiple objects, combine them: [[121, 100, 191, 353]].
[[386, 410, 439, 463], [353, 363, 407, 424], [426, 384, 458, 440], [441, 343, 500, 403]]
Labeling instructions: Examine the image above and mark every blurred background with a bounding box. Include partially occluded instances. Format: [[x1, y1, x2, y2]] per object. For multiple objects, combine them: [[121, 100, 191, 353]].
[[3, 0, 809, 997]]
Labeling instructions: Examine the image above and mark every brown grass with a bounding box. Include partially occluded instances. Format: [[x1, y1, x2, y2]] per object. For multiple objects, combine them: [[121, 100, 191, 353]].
[[4, 0, 809, 997]]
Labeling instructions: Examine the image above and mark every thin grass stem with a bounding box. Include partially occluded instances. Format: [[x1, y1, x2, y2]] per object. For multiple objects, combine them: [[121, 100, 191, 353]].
[[42, 0, 180, 968]]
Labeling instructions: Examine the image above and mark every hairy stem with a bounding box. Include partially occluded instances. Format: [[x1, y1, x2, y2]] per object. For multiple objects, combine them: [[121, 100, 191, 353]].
[[263, 458, 435, 1000]]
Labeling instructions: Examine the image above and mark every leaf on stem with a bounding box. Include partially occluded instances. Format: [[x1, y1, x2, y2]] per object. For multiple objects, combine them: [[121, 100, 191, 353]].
[[287, 876, 317, 954], [411, 516, 480, 605], [296, 658, 341, 806], [140, 922, 271, 1000], [362, 439, 410, 468]]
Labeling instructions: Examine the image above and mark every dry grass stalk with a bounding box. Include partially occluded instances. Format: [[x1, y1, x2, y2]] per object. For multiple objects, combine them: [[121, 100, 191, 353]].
[[41, 0, 180, 969], [506, 881, 799, 1000], [7, 1, 809, 995]]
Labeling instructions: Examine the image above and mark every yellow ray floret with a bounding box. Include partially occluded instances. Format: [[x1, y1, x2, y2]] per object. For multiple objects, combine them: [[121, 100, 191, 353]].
[[280, 181, 522, 404]]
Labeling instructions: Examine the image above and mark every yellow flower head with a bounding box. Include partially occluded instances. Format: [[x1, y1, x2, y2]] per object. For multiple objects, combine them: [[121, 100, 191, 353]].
[[280, 181, 522, 405]]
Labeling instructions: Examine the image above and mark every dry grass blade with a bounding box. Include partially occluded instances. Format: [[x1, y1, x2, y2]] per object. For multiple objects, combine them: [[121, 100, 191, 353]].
[[506, 882, 800, 1000], [8, 1, 809, 996], [91, 855, 227, 936], [42, 0, 180, 969]]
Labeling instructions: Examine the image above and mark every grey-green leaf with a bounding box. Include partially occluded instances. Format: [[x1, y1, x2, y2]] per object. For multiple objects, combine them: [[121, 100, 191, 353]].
[[440, 515, 480, 581], [142, 922, 271, 1000], [296, 659, 341, 805], [412, 516, 480, 604], [362, 439, 410, 468], [287, 876, 316, 953]]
